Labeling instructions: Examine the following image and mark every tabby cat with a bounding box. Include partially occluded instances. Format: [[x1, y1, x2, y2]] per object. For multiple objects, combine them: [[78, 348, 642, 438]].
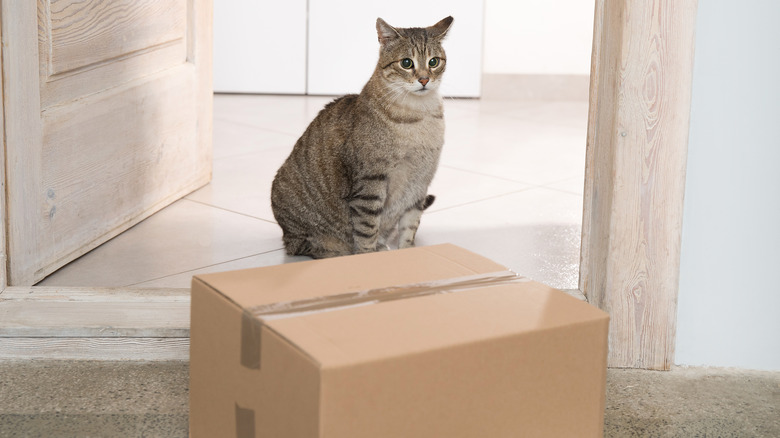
[[271, 16, 453, 258]]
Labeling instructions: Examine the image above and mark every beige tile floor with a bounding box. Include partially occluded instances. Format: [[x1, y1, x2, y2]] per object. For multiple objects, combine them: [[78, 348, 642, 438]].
[[38, 94, 588, 290]]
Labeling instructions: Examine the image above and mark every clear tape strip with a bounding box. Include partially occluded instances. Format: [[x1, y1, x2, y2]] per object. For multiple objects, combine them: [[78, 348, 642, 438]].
[[250, 270, 526, 322]]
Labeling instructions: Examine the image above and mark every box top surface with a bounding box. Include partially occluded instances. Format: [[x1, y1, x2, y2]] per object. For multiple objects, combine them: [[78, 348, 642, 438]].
[[195, 244, 507, 310], [194, 244, 608, 368], [264, 282, 608, 368]]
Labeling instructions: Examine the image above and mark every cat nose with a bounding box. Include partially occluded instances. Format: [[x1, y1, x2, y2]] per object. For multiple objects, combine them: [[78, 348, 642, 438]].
[[418, 77, 429, 86]]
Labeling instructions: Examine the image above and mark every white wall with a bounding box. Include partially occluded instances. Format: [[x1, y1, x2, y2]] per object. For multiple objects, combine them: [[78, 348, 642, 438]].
[[482, 0, 595, 75], [676, 0, 780, 371]]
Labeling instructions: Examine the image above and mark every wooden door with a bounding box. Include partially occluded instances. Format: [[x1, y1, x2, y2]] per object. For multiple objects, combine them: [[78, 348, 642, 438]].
[[1, 0, 213, 285]]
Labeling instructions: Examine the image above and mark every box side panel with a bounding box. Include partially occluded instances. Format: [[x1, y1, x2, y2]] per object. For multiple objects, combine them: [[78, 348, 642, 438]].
[[256, 328, 321, 438], [190, 278, 247, 437], [320, 319, 609, 438], [190, 279, 321, 437]]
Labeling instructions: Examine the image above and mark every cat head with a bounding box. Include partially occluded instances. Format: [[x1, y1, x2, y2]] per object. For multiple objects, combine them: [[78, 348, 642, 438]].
[[374, 16, 454, 97]]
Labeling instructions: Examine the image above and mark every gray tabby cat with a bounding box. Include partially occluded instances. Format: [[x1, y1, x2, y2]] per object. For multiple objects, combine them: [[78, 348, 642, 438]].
[[271, 16, 453, 259]]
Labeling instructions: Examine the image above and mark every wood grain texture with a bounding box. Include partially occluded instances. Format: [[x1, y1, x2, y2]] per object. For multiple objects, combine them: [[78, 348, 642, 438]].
[[1, 286, 189, 301], [0, 13, 7, 290], [0, 301, 190, 337], [38, 0, 189, 109], [4, 0, 212, 285], [40, 66, 206, 270], [42, 0, 186, 76], [40, 37, 187, 109], [580, 0, 698, 370], [0, 286, 190, 360], [0, 286, 190, 338], [0, 338, 189, 361], [2, 2, 46, 286], [579, 0, 607, 300]]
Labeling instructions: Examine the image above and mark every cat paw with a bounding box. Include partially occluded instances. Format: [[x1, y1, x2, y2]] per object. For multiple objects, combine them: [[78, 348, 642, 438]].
[[398, 240, 416, 249], [422, 195, 435, 210]]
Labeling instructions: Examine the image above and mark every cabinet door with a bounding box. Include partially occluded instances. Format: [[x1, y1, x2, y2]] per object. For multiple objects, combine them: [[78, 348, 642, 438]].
[[2, 0, 212, 285], [213, 0, 307, 93], [308, 0, 484, 97]]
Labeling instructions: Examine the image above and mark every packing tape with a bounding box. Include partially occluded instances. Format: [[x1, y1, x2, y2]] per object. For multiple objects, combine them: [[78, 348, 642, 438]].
[[239, 270, 525, 370], [240, 310, 263, 370], [235, 403, 256, 438], [250, 270, 525, 319]]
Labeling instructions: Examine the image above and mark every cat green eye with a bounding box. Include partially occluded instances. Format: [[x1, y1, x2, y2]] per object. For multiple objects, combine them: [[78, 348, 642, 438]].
[[400, 58, 414, 69], [429, 57, 440, 68]]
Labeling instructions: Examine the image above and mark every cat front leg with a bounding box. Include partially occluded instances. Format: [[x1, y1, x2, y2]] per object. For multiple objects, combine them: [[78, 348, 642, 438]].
[[398, 195, 435, 248], [347, 173, 388, 253]]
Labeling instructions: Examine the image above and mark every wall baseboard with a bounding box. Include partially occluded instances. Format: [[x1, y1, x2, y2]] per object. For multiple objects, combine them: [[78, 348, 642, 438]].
[[481, 74, 590, 101]]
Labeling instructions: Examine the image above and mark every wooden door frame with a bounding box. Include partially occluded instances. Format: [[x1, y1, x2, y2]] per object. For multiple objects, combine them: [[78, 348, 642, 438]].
[[0, 0, 698, 368], [580, 0, 698, 370]]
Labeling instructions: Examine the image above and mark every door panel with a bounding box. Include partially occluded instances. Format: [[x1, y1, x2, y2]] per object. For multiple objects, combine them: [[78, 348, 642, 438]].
[[2, 0, 213, 285], [39, 0, 189, 108], [43, 0, 187, 76]]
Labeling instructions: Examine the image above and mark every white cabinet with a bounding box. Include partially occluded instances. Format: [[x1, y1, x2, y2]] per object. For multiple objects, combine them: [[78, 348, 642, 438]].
[[308, 1, 483, 97], [214, 1, 483, 97], [213, 0, 307, 94]]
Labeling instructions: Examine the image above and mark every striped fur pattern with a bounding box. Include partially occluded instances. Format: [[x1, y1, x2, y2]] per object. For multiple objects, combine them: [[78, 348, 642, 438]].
[[271, 16, 453, 258]]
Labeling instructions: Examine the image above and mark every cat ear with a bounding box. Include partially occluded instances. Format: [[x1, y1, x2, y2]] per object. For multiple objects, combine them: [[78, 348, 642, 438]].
[[429, 16, 454, 40], [376, 18, 402, 45]]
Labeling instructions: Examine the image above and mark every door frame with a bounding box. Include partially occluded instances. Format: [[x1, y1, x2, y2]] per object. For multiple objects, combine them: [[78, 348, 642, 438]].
[[580, 0, 698, 370], [0, 0, 698, 369]]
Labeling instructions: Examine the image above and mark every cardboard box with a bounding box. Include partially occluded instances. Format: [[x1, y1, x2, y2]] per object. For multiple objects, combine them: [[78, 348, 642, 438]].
[[190, 244, 609, 437]]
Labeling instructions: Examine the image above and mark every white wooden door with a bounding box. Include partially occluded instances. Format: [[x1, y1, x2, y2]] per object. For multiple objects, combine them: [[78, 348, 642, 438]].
[[1, 0, 213, 286]]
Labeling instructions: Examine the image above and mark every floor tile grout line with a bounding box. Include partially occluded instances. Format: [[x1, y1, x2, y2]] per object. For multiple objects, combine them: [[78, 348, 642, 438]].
[[182, 198, 278, 225], [122, 248, 289, 288], [540, 186, 584, 197]]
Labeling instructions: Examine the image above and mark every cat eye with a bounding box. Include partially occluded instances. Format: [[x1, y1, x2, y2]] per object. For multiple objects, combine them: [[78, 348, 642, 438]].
[[428, 57, 440, 68], [400, 58, 414, 69]]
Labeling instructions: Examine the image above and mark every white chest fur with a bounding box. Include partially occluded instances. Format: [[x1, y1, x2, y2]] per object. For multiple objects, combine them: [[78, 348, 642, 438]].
[[383, 114, 444, 220]]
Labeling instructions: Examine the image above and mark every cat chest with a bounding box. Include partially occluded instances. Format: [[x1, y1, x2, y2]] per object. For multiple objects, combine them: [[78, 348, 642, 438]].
[[383, 124, 444, 214], [390, 117, 444, 146], [386, 122, 443, 180]]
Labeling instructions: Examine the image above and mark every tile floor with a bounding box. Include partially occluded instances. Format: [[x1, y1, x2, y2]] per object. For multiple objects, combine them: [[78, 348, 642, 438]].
[[38, 94, 588, 290]]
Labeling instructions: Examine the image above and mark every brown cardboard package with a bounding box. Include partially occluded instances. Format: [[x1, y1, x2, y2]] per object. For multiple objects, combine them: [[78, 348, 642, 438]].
[[190, 244, 609, 437]]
